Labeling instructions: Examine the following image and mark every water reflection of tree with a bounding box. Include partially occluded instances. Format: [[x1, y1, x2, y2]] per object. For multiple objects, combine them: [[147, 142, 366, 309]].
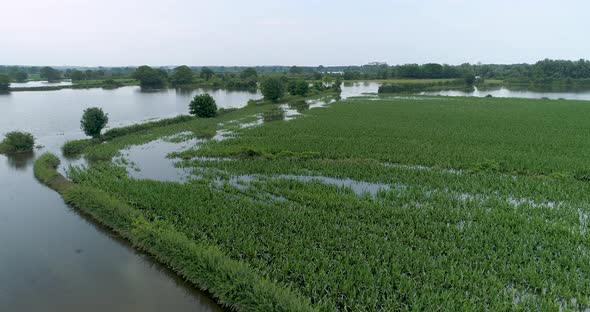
[[5, 151, 35, 170]]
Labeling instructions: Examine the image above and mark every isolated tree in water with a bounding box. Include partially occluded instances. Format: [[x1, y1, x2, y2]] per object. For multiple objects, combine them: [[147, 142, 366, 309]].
[[81, 107, 109, 138], [189, 93, 217, 118]]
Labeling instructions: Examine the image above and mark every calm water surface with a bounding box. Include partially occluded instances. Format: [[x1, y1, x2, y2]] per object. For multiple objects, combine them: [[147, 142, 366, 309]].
[[0, 86, 264, 311], [421, 86, 590, 100], [9, 80, 73, 88]]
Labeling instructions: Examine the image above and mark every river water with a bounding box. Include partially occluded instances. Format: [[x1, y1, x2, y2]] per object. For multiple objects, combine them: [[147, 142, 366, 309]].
[[0, 86, 263, 311]]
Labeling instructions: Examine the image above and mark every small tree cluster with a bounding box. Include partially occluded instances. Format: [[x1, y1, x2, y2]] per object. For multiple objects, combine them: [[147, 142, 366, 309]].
[[288, 79, 309, 96], [81, 107, 109, 138], [189, 93, 217, 118]]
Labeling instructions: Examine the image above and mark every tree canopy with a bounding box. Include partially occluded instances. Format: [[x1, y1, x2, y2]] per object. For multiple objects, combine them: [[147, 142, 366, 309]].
[[200, 67, 215, 81], [288, 79, 309, 96], [81, 107, 109, 138], [133, 66, 167, 89], [171, 65, 194, 87], [0, 74, 10, 92], [240, 67, 258, 80], [189, 93, 217, 118], [261, 77, 285, 102], [40, 67, 61, 82]]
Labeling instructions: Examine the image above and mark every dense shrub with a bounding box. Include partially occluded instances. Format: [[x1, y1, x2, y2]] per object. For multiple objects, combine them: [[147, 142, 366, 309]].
[[189, 93, 218, 118], [0, 131, 35, 153]]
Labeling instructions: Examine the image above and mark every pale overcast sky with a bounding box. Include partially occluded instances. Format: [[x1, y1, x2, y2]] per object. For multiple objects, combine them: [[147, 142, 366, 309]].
[[1, 0, 588, 66]]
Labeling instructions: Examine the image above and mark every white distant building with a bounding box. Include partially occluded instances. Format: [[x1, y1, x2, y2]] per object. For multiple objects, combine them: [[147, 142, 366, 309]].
[[367, 62, 388, 66]]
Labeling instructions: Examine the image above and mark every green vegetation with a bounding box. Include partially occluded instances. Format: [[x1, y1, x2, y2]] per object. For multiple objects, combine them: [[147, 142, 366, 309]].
[[14, 71, 28, 82], [33, 153, 71, 191], [170, 65, 194, 87], [60, 93, 590, 310], [189, 93, 217, 118], [261, 77, 284, 102], [34, 152, 316, 312], [200, 67, 215, 81], [39, 66, 61, 82], [378, 79, 473, 93], [287, 79, 309, 96], [133, 65, 167, 89], [0, 74, 10, 92], [81, 107, 109, 138], [0, 131, 35, 154]]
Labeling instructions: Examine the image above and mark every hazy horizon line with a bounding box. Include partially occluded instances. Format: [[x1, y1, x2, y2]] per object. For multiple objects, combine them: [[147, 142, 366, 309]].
[[2, 58, 588, 69]]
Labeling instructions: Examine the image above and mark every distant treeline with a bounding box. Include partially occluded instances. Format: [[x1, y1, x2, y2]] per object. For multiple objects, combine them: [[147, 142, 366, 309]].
[[3, 59, 590, 83]]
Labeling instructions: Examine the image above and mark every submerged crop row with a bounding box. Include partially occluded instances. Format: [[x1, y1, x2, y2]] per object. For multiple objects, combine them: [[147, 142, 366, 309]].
[[62, 95, 590, 310]]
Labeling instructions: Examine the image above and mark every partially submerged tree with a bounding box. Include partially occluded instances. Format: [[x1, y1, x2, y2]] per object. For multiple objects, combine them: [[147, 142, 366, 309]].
[[133, 65, 167, 89], [0, 74, 10, 92], [171, 65, 194, 87], [81, 107, 109, 138], [260, 77, 284, 102], [0, 131, 35, 153], [189, 93, 217, 118]]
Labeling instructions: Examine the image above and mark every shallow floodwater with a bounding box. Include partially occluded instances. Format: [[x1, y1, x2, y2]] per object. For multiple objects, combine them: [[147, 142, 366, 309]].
[[9, 80, 73, 88], [0, 86, 266, 311], [421, 86, 590, 100], [341, 81, 380, 99]]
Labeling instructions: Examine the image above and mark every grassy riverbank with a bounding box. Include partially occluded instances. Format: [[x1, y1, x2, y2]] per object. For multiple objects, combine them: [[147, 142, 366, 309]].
[[34, 152, 317, 312], [51, 93, 590, 310]]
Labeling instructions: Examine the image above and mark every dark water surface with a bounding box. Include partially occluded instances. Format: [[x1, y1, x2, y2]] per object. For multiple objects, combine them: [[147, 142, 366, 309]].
[[0, 86, 264, 311]]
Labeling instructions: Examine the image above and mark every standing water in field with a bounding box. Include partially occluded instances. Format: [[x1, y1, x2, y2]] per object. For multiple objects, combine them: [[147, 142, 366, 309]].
[[421, 85, 590, 100]]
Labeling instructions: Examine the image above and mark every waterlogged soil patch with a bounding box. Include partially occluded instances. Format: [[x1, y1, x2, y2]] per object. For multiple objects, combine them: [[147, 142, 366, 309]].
[[116, 135, 203, 182], [214, 173, 391, 198]]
